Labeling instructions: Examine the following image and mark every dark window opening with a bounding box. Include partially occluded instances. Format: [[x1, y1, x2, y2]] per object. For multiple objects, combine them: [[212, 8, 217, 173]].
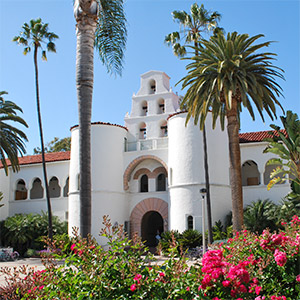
[[140, 175, 148, 192], [156, 173, 166, 191]]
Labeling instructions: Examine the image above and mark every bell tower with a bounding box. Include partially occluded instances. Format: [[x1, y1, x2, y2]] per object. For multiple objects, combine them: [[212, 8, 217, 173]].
[[124, 71, 180, 143]]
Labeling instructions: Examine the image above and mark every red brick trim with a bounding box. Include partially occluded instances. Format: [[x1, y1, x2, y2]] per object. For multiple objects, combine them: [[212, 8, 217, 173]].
[[70, 121, 128, 131], [152, 167, 167, 178], [123, 155, 168, 191], [133, 168, 151, 180], [130, 198, 168, 238]]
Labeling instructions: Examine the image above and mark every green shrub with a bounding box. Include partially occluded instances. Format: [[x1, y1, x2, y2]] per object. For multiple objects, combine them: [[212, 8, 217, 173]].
[[1, 212, 67, 255], [180, 229, 202, 249], [158, 230, 181, 253]]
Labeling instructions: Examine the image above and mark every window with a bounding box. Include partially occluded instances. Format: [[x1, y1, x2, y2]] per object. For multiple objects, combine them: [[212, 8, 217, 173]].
[[141, 101, 148, 116], [187, 215, 193, 230], [149, 79, 156, 94], [30, 178, 44, 199], [139, 122, 146, 139], [49, 177, 61, 198], [63, 177, 69, 197], [15, 179, 27, 200], [159, 120, 168, 137], [242, 160, 260, 186], [156, 173, 166, 191], [157, 98, 165, 114], [140, 174, 148, 192]]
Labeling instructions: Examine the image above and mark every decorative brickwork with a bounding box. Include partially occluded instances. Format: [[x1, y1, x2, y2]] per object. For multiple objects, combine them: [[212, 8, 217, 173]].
[[123, 155, 168, 190], [133, 168, 151, 180], [151, 167, 167, 178], [130, 197, 168, 238]]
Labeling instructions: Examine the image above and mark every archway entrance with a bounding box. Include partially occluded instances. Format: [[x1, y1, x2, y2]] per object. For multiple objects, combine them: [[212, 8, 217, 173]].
[[141, 211, 164, 246]]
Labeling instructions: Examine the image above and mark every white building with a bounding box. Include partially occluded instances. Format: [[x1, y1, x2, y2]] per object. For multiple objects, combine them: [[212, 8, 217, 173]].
[[0, 71, 290, 246]]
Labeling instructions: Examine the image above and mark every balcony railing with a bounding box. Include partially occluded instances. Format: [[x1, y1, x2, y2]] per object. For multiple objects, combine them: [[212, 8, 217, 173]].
[[125, 138, 168, 152]]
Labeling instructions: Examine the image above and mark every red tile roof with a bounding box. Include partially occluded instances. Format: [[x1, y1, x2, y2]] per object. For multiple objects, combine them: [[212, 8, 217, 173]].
[[239, 129, 286, 143], [70, 121, 128, 131], [0, 151, 70, 169]]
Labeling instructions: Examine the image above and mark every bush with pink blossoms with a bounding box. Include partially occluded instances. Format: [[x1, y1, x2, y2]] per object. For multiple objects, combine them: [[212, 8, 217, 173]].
[[1, 215, 300, 299]]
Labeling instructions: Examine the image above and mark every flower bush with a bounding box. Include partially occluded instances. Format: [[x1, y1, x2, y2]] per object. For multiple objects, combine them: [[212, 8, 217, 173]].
[[0, 215, 299, 299]]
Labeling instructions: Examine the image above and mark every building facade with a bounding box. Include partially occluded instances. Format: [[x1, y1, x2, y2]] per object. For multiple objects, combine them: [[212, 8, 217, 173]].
[[0, 71, 290, 245]]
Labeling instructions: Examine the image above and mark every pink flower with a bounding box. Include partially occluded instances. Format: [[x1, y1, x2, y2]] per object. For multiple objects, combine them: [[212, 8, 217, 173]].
[[255, 286, 262, 295], [130, 284, 136, 292], [39, 285, 44, 290], [186, 286, 190, 291], [70, 243, 76, 251], [134, 274, 142, 283], [222, 280, 231, 287], [274, 249, 287, 267], [296, 274, 300, 282], [159, 272, 165, 277]]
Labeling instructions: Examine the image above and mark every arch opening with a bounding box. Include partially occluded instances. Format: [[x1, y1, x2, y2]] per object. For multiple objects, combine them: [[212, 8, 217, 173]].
[[140, 174, 148, 192], [49, 177, 61, 198], [30, 178, 43, 199], [156, 173, 166, 191], [149, 79, 156, 94], [141, 211, 163, 246], [264, 161, 284, 185], [15, 179, 27, 200], [242, 160, 260, 186]]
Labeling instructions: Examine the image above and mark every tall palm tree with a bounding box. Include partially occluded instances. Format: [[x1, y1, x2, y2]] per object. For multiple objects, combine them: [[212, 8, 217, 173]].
[[180, 32, 284, 231], [0, 91, 28, 175], [74, 0, 127, 237], [13, 18, 58, 240], [165, 3, 222, 244]]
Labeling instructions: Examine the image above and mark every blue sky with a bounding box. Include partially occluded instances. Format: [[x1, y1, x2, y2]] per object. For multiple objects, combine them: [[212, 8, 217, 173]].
[[0, 0, 299, 154]]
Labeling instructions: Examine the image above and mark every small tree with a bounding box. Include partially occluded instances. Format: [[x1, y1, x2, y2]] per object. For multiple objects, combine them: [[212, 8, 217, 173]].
[[33, 137, 71, 154]]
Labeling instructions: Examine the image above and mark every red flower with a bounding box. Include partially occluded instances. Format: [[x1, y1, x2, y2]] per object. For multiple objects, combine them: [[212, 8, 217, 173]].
[[130, 284, 136, 292]]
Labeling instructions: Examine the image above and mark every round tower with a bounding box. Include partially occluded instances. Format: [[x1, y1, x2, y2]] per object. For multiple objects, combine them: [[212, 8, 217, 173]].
[[68, 122, 128, 244], [168, 112, 231, 232]]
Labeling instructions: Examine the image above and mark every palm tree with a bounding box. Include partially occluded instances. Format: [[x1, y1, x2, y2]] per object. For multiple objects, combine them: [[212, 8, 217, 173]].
[[0, 91, 28, 175], [13, 18, 58, 240], [165, 3, 222, 244], [74, 0, 127, 237], [264, 111, 300, 189], [180, 32, 284, 231]]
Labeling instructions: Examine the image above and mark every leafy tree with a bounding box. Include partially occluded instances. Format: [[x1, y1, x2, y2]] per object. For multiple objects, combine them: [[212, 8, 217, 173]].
[[33, 137, 71, 154], [13, 18, 59, 240], [165, 3, 222, 244], [264, 110, 300, 200], [179, 32, 284, 231], [0, 91, 28, 175], [73, 0, 127, 237]]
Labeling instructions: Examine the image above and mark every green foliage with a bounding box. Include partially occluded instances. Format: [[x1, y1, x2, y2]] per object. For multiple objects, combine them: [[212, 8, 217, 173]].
[[180, 229, 202, 249], [2, 216, 300, 299], [0, 91, 28, 175], [264, 111, 300, 200], [33, 136, 71, 154], [179, 31, 284, 131], [94, 0, 127, 76], [165, 3, 222, 57], [1, 212, 67, 255], [158, 230, 181, 253], [243, 199, 277, 234]]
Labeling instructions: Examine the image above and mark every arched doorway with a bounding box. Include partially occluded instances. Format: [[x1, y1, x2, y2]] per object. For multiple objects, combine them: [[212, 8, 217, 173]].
[[141, 211, 163, 246]]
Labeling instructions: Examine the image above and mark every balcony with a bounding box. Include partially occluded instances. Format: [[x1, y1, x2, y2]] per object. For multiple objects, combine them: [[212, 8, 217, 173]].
[[125, 137, 168, 152]]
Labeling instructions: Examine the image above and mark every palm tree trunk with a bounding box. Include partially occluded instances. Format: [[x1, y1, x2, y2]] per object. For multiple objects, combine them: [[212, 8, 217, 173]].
[[75, 2, 97, 238], [226, 100, 243, 232], [203, 124, 213, 243], [33, 45, 53, 240]]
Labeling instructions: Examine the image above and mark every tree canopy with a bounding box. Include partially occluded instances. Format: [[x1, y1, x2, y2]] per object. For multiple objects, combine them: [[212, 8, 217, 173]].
[[33, 137, 71, 154]]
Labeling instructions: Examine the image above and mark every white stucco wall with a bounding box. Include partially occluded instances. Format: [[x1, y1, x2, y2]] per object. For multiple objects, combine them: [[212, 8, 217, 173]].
[[2, 160, 69, 221], [69, 124, 128, 244], [168, 112, 231, 232]]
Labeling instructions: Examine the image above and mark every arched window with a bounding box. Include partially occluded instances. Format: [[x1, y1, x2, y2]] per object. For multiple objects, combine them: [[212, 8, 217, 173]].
[[187, 215, 193, 230], [149, 79, 156, 94], [242, 160, 260, 186], [30, 178, 43, 199], [49, 177, 61, 198], [140, 174, 148, 192], [160, 120, 168, 137], [15, 179, 27, 200], [156, 173, 166, 191], [264, 161, 284, 185], [141, 100, 148, 116], [63, 177, 69, 197], [157, 98, 165, 114], [139, 122, 146, 139]]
